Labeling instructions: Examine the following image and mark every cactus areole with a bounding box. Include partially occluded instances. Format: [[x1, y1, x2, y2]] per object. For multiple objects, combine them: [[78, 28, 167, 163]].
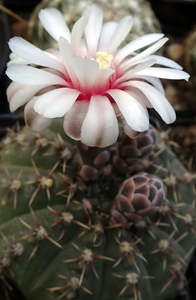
[[0, 3, 195, 300]]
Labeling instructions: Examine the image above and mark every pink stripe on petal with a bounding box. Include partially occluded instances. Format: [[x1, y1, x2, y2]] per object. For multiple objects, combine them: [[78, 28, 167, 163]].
[[81, 95, 118, 147]]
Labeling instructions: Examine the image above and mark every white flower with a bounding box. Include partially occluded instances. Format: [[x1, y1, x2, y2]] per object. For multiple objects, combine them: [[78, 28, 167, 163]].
[[6, 5, 189, 147]]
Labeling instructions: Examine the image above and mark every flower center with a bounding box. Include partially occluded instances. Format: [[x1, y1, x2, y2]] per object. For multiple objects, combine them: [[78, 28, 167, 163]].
[[94, 51, 113, 68]]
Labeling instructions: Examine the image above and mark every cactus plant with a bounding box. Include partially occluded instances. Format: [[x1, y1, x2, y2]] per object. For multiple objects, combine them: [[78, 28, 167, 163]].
[[0, 121, 196, 300]]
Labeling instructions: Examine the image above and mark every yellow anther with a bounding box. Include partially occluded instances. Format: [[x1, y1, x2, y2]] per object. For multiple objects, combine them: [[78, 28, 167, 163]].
[[95, 51, 113, 68]]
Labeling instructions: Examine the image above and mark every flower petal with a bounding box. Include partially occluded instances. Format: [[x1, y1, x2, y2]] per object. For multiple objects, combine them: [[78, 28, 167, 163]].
[[114, 33, 164, 63], [94, 68, 115, 93], [114, 58, 156, 86], [63, 101, 89, 140], [130, 59, 157, 74], [135, 76, 165, 95], [123, 119, 141, 138], [7, 81, 47, 112], [70, 16, 88, 56], [129, 80, 176, 123], [34, 88, 80, 118], [8, 37, 64, 72], [73, 57, 99, 91], [120, 37, 168, 72], [38, 8, 71, 42], [107, 89, 149, 131], [126, 89, 152, 108], [58, 37, 78, 87], [107, 16, 133, 54], [82, 4, 103, 56], [147, 55, 182, 69], [98, 22, 118, 51], [81, 95, 119, 147], [136, 67, 190, 81], [7, 52, 28, 66], [6, 64, 66, 86], [24, 97, 52, 131], [120, 76, 165, 95]]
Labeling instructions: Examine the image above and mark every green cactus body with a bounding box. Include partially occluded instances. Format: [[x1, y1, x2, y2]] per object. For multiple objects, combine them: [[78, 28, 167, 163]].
[[0, 122, 196, 300]]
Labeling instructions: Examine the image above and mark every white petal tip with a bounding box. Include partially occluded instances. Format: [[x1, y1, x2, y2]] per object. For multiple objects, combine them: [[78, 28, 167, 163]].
[[185, 75, 190, 82]]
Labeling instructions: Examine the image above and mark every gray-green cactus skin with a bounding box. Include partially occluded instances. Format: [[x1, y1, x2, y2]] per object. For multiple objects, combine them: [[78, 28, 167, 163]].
[[0, 121, 196, 300], [28, 0, 161, 49]]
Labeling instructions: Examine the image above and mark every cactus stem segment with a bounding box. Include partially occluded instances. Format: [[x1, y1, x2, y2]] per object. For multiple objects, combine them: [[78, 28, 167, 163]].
[[48, 206, 89, 240], [157, 200, 186, 231], [0, 233, 24, 298], [163, 170, 180, 202], [113, 238, 147, 271], [1, 232, 24, 258], [26, 160, 59, 206], [0, 273, 13, 300], [181, 168, 196, 195], [134, 219, 156, 239], [43, 133, 74, 173], [160, 261, 186, 294], [173, 201, 196, 236], [79, 223, 104, 247], [154, 128, 179, 158], [57, 175, 78, 206], [18, 209, 62, 260], [2, 168, 23, 209], [64, 243, 114, 285], [80, 198, 93, 219], [113, 272, 153, 300], [0, 120, 196, 299], [48, 275, 92, 299], [31, 132, 50, 157], [152, 231, 188, 270]]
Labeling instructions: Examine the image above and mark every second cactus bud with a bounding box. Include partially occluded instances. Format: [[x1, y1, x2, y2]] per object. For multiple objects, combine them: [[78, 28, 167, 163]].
[[111, 172, 166, 224]]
